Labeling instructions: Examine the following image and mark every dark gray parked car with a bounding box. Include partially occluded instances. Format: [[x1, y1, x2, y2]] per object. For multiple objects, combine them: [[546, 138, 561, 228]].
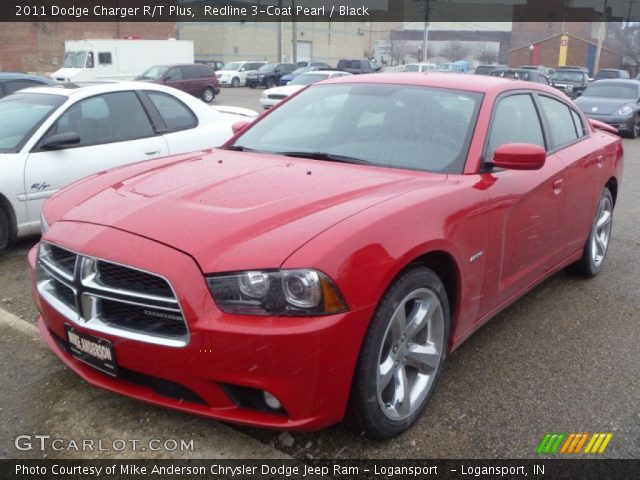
[[575, 80, 640, 138]]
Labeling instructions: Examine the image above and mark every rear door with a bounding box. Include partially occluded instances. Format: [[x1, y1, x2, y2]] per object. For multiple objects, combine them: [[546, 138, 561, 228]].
[[536, 94, 602, 257], [480, 92, 567, 315], [23, 91, 168, 219]]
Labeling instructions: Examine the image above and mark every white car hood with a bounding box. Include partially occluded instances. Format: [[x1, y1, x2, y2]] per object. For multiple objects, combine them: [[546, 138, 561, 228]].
[[264, 85, 305, 96]]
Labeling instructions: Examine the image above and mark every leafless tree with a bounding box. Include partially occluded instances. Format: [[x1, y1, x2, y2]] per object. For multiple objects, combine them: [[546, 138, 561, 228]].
[[607, 22, 640, 75], [439, 42, 470, 62], [391, 40, 420, 64], [476, 47, 498, 65]]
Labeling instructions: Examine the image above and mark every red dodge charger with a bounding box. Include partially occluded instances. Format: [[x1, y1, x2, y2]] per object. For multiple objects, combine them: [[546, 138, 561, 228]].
[[31, 73, 623, 438]]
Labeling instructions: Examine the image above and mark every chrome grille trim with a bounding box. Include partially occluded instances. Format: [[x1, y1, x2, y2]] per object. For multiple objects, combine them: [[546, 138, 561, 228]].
[[36, 242, 189, 347]]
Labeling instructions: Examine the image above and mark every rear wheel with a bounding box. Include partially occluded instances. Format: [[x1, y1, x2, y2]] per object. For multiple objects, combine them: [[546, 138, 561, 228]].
[[231, 77, 240, 88], [0, 208, 9, 254], [202, 87, 215, 103], [349, 266, 450, 439], [567, 188, 614, 277]]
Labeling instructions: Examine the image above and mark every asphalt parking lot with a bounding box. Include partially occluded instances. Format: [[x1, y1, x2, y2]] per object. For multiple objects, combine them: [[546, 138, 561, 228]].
[[1, 86, 638, 460]]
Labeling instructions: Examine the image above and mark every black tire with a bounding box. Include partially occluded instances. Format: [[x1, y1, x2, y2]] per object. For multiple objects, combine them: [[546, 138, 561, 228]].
[[567, 188, 614, 277], [231, 77, 240, 88], [0, 208, 9, 255], [201, 87, 215, 103], [266, 78, 275, 89], [629, 114, 640, 139], [349, 266, 450, 439], [248, 84, 256, 89]]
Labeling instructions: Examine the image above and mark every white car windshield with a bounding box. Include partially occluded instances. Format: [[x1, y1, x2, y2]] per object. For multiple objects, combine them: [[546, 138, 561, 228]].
[[231, 83, 482, 174], [223, 62, 244, 71], [63, 51, 88, 68], [290, 73, 331, 86], [0, 93, 66, 153]]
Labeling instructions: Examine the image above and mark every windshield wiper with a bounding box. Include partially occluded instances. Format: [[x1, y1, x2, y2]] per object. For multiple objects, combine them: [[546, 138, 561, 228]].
[[280, 151, 372, 165]]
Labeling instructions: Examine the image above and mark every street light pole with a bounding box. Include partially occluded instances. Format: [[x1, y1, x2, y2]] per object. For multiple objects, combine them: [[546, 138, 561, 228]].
[[422, 0, 430, 62]]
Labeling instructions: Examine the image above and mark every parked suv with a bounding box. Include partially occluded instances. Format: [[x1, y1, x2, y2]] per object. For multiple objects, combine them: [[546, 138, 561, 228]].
[[594, 69, 630, 80], [336, 59, 380, 74], [216, 61, 267, 87], [474, 64, 508, 76], [549, 69, 590, 98], [136, 64, 221, 103], [246, 63, 297, 88]]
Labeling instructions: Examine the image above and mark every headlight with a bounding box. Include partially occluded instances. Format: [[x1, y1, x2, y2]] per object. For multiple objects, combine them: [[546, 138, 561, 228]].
[[207, 269, 347, 316], [40, 210, 49, 234], [566, 85, 574, 92], [617, 105, 633, 116], [260, 92, 268, 99], [258, 74, 265, 79]]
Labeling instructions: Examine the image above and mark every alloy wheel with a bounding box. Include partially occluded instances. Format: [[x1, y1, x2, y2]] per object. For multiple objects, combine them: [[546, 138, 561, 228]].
[[376, 288, 444, 421], [590, 193, 613, 268]]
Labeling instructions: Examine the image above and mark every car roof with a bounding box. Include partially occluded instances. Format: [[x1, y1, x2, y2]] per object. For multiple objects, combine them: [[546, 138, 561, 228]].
[[14, 81, 198, 98], [0, 72, 54, 83], [320, 72, 560, 95], [590, 79, 640, 86]]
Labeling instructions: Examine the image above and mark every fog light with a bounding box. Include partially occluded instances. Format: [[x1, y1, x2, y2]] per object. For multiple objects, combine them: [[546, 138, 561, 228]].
[[263, 391, 281, 410]]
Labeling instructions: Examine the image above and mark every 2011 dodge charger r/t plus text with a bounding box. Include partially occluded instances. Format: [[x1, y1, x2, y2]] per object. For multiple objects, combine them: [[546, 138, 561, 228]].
[[30, 73, 623, 439]]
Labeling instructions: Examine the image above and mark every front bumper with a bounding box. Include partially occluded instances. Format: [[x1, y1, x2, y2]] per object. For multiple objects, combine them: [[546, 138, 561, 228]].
[[29, 222, 373, 431], [584, 113, 634, 133]]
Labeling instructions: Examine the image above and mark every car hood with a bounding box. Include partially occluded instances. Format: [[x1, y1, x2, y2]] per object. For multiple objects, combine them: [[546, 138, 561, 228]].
[[264, 85, 304, 96], [575, 96, 631, 115], [57, 151, 444, 272]]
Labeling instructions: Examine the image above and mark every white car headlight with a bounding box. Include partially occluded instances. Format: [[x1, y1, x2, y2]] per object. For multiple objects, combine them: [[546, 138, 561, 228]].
[[617, 105, 633, 116]]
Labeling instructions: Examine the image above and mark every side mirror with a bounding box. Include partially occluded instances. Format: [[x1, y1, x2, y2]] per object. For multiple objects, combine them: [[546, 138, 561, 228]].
[[39, 132, 81, 151], [588, 118, 618, 135], [232, 120, 251, 135], [240, 67, 246, 72], [492, 143, 546, 170], [162, 75, 172, 82]]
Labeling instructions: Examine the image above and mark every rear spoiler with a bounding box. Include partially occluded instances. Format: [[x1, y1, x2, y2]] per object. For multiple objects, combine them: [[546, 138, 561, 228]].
[[589, 118, 619, 135]]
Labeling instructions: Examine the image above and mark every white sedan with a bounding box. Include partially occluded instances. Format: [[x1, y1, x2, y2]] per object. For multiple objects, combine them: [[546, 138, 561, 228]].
[[0, 81, 244, 253], [260, 70, 352, 109]]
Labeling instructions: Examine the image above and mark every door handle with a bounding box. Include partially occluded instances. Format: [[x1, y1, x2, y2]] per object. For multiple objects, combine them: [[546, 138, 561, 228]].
[[552, 179, 564, 195], [144, 149, 161, 156]]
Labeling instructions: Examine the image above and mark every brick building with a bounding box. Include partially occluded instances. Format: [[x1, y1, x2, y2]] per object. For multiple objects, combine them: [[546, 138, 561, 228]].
[[0, 22, 177, 74], [509, 32, 622, 75]]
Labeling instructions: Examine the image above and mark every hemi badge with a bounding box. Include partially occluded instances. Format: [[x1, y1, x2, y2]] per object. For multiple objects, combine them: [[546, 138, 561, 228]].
[[470, 251, 484, 262]]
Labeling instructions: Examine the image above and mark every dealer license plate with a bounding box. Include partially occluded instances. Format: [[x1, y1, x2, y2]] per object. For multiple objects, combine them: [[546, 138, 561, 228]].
[[65, 325, 118, 377]]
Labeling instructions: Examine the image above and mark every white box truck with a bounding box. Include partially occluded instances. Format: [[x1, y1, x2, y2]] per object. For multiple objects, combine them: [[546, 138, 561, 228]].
[[51, 39, 194, 83]]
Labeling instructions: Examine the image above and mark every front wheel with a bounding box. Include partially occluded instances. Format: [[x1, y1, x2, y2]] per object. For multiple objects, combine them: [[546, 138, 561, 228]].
[[629, 114, 640, 139], [0, 208, 9, 254], [567, 188, 614, 277], [202, 87, 215, 103], [266, 78, 275, 89], [349, 266, 450, 439], [231, 77, 240, 88]]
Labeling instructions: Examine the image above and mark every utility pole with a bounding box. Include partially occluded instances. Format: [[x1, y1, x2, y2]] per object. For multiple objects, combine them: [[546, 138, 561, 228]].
[[594, 0, 609, 74], [291, 0, 297, 64], [422, 0, 431, 62], [277, 0, 282, 61]]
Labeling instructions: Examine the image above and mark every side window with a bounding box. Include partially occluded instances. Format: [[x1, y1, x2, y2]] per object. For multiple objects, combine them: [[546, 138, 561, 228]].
[[4, 80, 45, 95], [86, 52, 94, 68], [570, 109, 587, 138], [146, 91, 197, 132], [196, 65, 214, 78], [48, 91, 154, 147], [166, 67, 182, 81], [98, 52, 112, 65], [539, 96, 580, 148], [487, 94, 545, 158]]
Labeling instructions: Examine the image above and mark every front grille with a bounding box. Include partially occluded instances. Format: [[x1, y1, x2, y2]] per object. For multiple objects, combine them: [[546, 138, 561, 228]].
[[100, 299, 187, 338], [36, 243, 188, 347], [268, 94, 287, 100], [95, 261, 174, 298]]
